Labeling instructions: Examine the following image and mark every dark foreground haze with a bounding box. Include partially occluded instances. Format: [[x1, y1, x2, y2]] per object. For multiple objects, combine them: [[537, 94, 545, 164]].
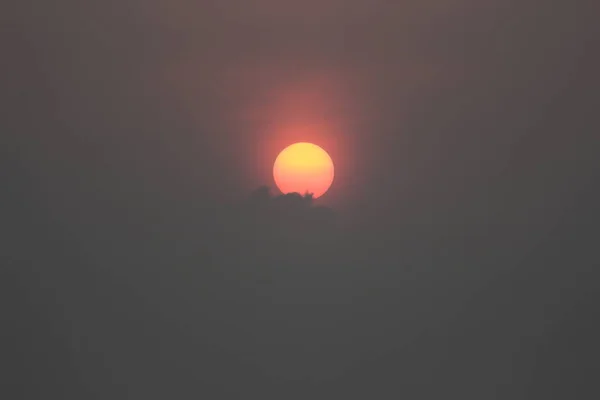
[[5, 182, 598, 399]]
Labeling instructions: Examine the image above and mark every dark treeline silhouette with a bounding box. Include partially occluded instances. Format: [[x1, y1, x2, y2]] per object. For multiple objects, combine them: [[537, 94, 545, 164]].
[[238, 186, 336, 239]]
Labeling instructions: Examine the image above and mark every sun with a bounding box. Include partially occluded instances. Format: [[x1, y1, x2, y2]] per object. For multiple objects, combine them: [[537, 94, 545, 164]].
[[273, 142, 334, 198]]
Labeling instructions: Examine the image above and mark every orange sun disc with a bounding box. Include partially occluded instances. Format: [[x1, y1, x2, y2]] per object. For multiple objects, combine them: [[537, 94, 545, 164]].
[[273, 142, 334, 198]]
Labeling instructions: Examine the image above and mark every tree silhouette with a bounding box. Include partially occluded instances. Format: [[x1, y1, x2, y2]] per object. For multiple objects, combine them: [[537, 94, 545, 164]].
[[238, 186, 336, 240]]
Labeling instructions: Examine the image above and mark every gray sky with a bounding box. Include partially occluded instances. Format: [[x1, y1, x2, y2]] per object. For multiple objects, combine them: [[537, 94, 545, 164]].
[[7, 1, 596, 212], [4, 2, 599, 397]]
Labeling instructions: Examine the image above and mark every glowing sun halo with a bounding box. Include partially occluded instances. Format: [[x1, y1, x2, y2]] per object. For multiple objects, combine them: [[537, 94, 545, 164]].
[[273, 142, 334, 198]]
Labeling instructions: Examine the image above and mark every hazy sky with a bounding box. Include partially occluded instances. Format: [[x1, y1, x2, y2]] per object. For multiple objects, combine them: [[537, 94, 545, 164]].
[[7, 1, 597, 219], [6, 0, 598, 290], [4, 2, 599, 397]]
